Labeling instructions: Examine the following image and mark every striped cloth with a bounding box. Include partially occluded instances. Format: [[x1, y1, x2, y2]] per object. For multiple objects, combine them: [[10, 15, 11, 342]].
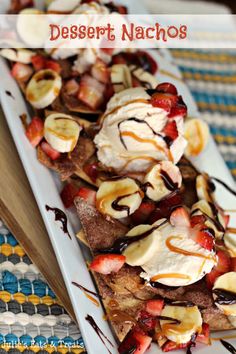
[[0, 49, 235, 354], [172, 49, 236, 180], [0, 220, 85, 354]]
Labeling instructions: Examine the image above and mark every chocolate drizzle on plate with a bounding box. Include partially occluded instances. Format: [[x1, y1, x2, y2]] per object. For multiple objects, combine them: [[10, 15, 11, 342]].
[[211, 177, 236, 198], [72, 281, 100, 307], [5, 90, 15, 99], [45, 205, 71, 239], [213, 288, 236, 305], [97, 219, 168, 254], [220, 339, 236, 354], [85, 314, 114, 354]]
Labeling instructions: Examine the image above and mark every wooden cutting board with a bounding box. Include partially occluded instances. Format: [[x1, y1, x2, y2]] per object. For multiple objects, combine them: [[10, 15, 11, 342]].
[[0, 107, 76, 322]]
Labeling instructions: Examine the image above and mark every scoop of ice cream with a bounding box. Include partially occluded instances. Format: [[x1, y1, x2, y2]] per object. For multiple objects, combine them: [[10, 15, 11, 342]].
[[94, 87, 187, 173]]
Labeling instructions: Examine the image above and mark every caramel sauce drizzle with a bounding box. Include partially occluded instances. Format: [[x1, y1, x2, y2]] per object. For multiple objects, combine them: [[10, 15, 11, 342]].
[[166, 236, 216, 261], [101, 98, 149, 122], [118, 155, 159, 172], [227, 227, 236, 234], [151, 273, 191, 282]]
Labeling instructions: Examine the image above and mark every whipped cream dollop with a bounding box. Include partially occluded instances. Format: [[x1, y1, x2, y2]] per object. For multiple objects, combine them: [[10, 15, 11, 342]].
[[94, 87, 187, 173], [138, 221, 216, 286]]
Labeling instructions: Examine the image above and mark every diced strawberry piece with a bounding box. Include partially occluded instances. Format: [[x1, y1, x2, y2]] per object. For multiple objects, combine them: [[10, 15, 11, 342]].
[[190, 214, 206, 228], [118, 328, 152, 354], [78, 74, 105, 110], [83, 162, 99, 183], [162, 340, 189, 352], [138, 310, 156, 331], [104, 82, 115, 103], [64, 79, 80, 96], [231, 257, 236, 272], [45, 60, 61, 73], [168, 96, 187, 118], [90, 254, 125, 275], [31, 54, 46, 71], [77, 187, 96, 206], [132, 76, 142, 87], [131, 202, 156, 225], [116, 5, 128, 14], [11, 63, 33, 82], [196, 323, 210, 345], [170, 207, 190, 228], [163, 120, 178, 140], [156, 83, 177, 95], [25, 117, 44, 147], [223, 214, 230, 228], [91, 58, 110, 84], [215, 250, 231, 273], [149, 193, 183, 224], [100, 47, 114, 56], [145, 299, 164, 317], [191, 228, 214, 251], [40, 141, 60, 161], [112, 54, 127, 65], [60, 183, 80, 208], [206, 269, 222, 289], [150, 93, 178, 112]]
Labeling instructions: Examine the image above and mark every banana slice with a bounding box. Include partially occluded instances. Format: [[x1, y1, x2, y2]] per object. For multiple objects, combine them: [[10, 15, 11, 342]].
[[123, 224, 160, 266], [0, 49, 35, 64], [17, 8, 49, 47], [191, 200, 225, 239], [44, 113, 82, 153], [224, 232, 236, 256], [144, 161, 182, 202], [129, 65, 158, 89], [26, 69, 62, 109], [96, 177, 143, 219], [111, 64, 132, 93], [160, 303, 202, 344], [184, 118, 209, 157], [196, 174, 214, 203], [213, 272, 236, 316]]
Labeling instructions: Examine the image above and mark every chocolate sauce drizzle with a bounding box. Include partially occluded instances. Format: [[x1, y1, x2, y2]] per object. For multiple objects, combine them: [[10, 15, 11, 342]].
[[85, 314, 114, 354], [220, 339, 236, 354], [5, 90, 14, 99], [160, 170, 179, 191], [111, 192, 139, 216], [211, 177, 236, 198], [97, 219, 168, 254], [213, 288, 236, 305], [72, 281, 101, 299], [45, 205, 71, 239]]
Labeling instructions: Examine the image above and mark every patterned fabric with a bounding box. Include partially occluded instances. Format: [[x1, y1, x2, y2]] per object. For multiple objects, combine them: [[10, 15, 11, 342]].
[[172, 49, 236, 180], [0, 221, 85, 354]]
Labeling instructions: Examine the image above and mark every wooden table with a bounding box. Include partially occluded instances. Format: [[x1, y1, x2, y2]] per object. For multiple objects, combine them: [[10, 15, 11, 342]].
[[0, 107, 75, 322]]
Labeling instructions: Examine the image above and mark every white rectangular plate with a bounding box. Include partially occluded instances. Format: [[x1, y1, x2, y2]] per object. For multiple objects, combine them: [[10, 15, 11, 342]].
[[0, 1, 236, 353]]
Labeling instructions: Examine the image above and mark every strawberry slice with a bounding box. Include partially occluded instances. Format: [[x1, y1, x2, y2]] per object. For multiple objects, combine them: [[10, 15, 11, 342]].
[[150, 93, 178, 112], [170, 207, 190, 228], [215, 250, 231, 273], [90, 254, 126, 275], [156, 83, 177, 95], [78, 74, 105, 110], [112, 53, 127, 65], [190, 214, 206, 228], [118, 328, 152, 354], [168, 96, 187, 118], [138, 310, 156, 331], [145, 299, 164, 317], [163, 120, 178, 141], [83, 162, 99, 183], [223, 213, 230, 228], [11, 63, 33, 82], [91, 58, 110, 84], [45, 60, 61, 73], [131, 201, 156, 225], [162, 340, 189, 352], [191, 228, 214, 251], [64, 79, 80, 96], [31, 54, 46, 71], [196, 323, 211, 345], [40, 141, 60, 161], [60, 183, 80, 208], [149, 193, 183, 224], [25, 117, 44, 147], [231, 257, 236, 272], [77, 187, 96, 206], [206, 269, 222, 289]]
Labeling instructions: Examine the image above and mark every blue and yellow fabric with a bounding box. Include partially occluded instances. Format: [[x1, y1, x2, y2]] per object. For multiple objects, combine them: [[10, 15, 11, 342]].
[[0, 221, 85, 354], [172, 49, 236, 179]]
